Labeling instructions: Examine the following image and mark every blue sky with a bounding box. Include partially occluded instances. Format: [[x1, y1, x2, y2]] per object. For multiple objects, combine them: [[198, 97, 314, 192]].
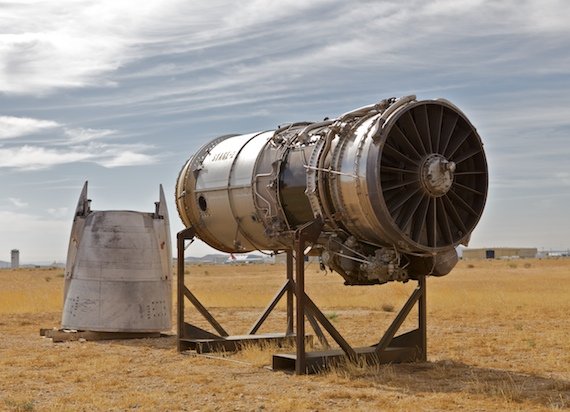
[[1, 0, 569, 262]]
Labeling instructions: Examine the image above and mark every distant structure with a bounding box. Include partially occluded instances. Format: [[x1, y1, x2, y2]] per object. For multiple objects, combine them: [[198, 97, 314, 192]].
[[10, 249, 19, 269], [225, 254, 265, 264], [462, 247, 537, 259], [538, 250, 570, 258], [185, 254, 229, 264]]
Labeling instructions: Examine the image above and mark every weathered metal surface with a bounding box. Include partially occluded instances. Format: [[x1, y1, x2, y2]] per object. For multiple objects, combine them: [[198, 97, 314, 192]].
[[61, 182, 172, 333], [176, 96, 488, 285]]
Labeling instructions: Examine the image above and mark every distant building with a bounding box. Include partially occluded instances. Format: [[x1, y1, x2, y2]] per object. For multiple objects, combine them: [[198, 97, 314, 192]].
[[225, 254, 266, 264], [544, 250, 570, 258], [462, 247, 537, 259], [11, 249, 19, 269], [184, 254, 232, 264]]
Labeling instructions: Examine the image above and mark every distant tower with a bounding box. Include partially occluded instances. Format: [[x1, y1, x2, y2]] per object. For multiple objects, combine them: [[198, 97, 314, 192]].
[[11, 249, 19, 269]]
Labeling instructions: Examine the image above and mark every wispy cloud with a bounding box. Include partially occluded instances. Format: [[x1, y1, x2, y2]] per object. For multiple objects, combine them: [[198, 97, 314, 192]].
[[99, 151, 157, 168], [47, 207, 69, 218], [16, 0, 564, 125], [0, 116, 59, 139], [0, 115, 157, 170], [0, 146, 93, 170], [0, 143, 158, 170], [8, 197, 28, 208], [64, 128, 116, 143], [0, 1, 176, 95], [3, 0, 567, 126]]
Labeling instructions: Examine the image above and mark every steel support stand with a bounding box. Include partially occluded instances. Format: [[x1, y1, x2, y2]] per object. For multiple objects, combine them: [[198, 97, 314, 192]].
[[176, 227, 311, 354], [273, 221, 428, 374], [177, 225, 428, 372]]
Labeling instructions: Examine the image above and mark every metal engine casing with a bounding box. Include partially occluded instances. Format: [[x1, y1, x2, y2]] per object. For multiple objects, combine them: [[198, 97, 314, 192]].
[[62, 182, 172, 332], [176, 96, 488, 285]]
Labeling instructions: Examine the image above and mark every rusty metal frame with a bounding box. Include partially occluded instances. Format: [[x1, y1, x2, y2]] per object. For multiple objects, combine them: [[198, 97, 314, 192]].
[[177, 227, 306, 354], [177, 224, 427, 373], [272, 219, 427, 374]]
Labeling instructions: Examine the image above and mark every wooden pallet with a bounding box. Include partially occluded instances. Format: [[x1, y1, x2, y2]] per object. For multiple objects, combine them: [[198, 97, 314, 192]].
[[40, 328, 163, 342]]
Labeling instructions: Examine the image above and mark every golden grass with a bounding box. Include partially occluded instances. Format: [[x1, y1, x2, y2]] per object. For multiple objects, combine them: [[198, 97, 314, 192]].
[[0, 268, 64, 314], [0, 258, 569, 411]]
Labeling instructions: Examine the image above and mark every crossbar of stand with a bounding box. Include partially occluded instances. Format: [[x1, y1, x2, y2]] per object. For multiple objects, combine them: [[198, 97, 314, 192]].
[[180, 333, 310, 354]]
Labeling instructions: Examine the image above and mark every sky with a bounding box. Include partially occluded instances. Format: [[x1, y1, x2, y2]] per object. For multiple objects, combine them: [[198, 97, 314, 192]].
[[1, 0, 569, 263]]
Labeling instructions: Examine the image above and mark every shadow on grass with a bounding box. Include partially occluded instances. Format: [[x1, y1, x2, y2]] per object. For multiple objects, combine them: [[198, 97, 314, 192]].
[[329, 359, 569, 409], [107, 336, 570, 409]]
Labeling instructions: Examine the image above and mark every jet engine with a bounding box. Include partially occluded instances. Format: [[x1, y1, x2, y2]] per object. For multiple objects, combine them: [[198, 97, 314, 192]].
[[176, 96, 487, 285]]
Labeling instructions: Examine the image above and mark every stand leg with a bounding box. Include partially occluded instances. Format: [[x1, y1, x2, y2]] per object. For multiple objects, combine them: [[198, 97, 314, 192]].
[[293, 219, 323, 375], [418, 275, 427, 361], [295, 241, 306, 375], [286, 250, 294, 336], [177, 227, 195, 352]]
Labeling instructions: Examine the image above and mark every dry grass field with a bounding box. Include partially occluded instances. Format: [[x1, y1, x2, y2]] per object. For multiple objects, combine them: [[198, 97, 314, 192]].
[[1, 258, 569, 411]]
